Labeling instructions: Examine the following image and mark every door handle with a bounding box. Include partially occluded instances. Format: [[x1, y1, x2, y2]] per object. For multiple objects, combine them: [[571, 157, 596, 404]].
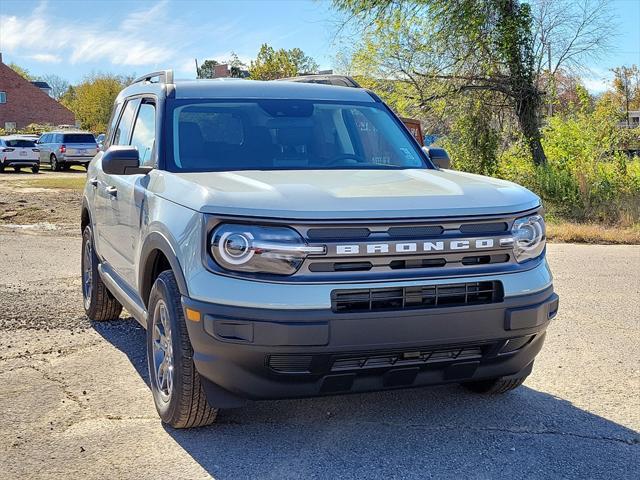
[[89, 177, 98, 187], [105, 186, 118, 197]]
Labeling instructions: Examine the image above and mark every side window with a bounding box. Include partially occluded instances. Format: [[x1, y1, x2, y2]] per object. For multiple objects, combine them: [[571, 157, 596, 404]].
[[113, 98, 141, 146], [129, 101, 156, 165], [104, 102, 123, 149], [56, 134, 63, 143]]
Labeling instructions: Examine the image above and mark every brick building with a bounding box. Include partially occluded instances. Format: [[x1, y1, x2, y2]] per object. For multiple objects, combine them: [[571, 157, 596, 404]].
[[0, 53, 75, 131]]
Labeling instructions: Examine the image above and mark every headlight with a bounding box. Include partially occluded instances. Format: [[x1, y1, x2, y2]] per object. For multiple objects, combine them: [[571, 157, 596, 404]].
[[510, 214, 546, 263], [210, 224, 325, 275]]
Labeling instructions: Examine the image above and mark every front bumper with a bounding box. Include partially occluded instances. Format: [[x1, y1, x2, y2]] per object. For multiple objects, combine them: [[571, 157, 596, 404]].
[[182, 285, 558, 407]]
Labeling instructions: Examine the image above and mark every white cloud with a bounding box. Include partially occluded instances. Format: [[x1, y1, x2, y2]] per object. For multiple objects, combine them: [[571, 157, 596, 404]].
[[582, 67, 613, 94], [29, 53, 62, 63], [0, 0, 182, 67]]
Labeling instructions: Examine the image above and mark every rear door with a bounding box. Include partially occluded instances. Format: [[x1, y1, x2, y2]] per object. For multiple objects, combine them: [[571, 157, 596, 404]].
[[38, 134, 50, 163]]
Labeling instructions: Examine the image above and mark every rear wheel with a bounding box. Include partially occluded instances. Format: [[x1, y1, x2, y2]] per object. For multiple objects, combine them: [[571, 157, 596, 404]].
[[31, 165, 40, 174], [147, 270, 218, 428], [81, 225, 123, 321], [50, 154, 60, 171]]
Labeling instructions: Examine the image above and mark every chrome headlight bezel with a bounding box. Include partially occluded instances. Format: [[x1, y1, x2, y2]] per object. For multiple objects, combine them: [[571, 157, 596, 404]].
[[210, 223, 325, 275], [511, 214, 546, 263]]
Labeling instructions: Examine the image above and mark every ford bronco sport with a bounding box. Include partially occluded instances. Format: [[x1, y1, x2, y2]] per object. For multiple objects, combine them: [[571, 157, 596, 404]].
[[81, 70, 558, 428]]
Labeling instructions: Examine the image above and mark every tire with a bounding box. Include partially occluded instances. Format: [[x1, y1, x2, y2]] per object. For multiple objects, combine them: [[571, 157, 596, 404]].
[[147, 270, 218, 428], [51, 154, 60, 171], [13, 167, 21, 172], [462, 375, 527, 394], [0, 164, 4, 173], [81, 225, 123, 321], [32, 165, 40, 174]]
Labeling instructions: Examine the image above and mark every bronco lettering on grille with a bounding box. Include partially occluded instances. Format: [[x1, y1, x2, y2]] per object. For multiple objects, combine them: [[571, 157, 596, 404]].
[[331, 237, 508, 256]]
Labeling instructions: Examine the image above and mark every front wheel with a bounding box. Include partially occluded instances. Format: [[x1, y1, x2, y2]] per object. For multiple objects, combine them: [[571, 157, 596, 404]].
[[13, 167, 21, 172], [147, 270, 218, 428], [462, 375, 528, 394], [32, 165, 40, 174], [81, 225, 123, 321]]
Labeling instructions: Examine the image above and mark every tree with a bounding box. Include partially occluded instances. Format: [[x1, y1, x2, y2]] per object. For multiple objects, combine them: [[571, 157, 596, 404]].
[[612, 65, 640, 126], [333, 0, 613, 166], [197, 59, 219, 79], [249, 44, 318, 80], [35, 73, 70, 101], [61, 74, 128, 132], [8, 62, 32, 80]]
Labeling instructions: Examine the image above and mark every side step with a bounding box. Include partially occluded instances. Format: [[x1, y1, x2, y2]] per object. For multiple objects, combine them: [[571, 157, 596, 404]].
[[98, 263, 147, 327]]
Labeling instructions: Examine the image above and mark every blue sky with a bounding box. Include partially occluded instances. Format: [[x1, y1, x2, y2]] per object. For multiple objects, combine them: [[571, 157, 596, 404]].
[[0, 0, 638, 92]]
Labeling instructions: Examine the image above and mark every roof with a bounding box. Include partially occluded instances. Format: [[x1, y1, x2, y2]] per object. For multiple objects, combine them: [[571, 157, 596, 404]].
[[173, 79, 374, 102], [119, 77, 376, 103], [30, 81, 51, 89]]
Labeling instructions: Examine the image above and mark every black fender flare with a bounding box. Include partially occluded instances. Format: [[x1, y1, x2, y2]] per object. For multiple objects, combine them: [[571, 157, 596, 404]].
[[138, 231, 189, 306]]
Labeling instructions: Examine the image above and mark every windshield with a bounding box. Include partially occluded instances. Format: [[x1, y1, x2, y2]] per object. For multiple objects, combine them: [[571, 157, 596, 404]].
[[63, 133, 96, 144], [168, 100, 428, 172]]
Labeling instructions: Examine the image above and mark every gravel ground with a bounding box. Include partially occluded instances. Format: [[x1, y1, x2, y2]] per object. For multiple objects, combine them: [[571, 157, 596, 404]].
[[0, 169, 83, 236], [0, 229, 638, 478]]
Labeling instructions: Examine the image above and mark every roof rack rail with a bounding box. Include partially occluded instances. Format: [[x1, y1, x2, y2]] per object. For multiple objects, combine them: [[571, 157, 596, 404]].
[[131, 70, 174, 85]]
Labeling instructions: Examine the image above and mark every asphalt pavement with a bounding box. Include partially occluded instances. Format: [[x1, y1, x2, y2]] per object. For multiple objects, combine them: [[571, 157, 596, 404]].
[[0, 237, 638, 479]]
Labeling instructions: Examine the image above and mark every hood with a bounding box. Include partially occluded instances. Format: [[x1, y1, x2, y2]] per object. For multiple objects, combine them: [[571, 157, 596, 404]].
[[150, 169, 540, 219]]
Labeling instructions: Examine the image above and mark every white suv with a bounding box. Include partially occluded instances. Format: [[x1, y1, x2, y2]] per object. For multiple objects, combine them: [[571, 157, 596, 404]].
[[81, 70, 559, 428]]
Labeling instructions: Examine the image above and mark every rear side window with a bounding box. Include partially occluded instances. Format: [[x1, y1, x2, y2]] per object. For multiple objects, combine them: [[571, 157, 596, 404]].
[[63, 133, 96, 144], [130, 101, 156, 164], [5, 139, 36, 148], [113, 99, 141, 146]]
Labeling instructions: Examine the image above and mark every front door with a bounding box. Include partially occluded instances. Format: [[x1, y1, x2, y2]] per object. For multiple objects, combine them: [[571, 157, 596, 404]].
[[100, 98, 156, 289]]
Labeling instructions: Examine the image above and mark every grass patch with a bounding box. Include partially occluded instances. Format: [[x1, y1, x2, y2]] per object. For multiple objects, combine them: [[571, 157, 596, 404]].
[[19, 176, 86, 190], [547, 222, 640, 244]]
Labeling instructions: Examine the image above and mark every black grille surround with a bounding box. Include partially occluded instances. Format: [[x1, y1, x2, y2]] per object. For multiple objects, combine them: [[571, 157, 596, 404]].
[[331, 281, 503, 313], [203, 208, 543, 283]]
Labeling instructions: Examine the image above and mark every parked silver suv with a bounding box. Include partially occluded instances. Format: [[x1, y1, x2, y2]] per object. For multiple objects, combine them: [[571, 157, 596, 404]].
[[81, 70, 558, 429], [38, 131, 98, 171]]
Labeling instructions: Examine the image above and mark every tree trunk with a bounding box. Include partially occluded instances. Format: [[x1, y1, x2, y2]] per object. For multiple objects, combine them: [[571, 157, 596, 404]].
[[515, 91, 547, 166]]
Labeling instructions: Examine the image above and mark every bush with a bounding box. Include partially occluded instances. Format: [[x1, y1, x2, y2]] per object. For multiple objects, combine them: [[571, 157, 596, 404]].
[[497, 140, 640, 225]]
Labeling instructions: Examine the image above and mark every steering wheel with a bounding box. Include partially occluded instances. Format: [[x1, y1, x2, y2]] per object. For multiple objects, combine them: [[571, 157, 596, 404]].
[[325, 154, 365, 166]]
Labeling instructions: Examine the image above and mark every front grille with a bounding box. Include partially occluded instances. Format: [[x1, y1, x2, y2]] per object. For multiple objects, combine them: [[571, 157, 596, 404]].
[[331, 281, 503, 313], [331, 345, 484, 371]]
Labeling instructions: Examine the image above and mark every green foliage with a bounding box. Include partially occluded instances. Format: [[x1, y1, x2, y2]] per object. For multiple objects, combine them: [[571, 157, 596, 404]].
[[249, 44, 318, 80], [497, 107, 640, 225], [197, 59, 219, 79], [8, 62, 32, 80], [60, 74, 129, 132], [439, 98, 499, 175]]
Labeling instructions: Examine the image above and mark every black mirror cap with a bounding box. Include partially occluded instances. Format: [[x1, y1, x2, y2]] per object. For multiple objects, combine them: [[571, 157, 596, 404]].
[[424, 147, 451, 169], [102, 146, 151, 175]]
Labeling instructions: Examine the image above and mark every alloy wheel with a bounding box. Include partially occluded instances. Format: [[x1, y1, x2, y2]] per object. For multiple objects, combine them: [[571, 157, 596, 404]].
[[152, 300, 174, 402]]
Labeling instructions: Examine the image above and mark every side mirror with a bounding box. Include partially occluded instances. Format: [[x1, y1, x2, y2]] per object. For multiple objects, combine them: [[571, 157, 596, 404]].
[[423, 146, 451, 169], [102, 146, 152, 175]]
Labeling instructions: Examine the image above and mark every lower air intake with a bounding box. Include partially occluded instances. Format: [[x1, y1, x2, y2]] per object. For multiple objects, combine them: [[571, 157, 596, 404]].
[[331, 281, 503, 313]]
